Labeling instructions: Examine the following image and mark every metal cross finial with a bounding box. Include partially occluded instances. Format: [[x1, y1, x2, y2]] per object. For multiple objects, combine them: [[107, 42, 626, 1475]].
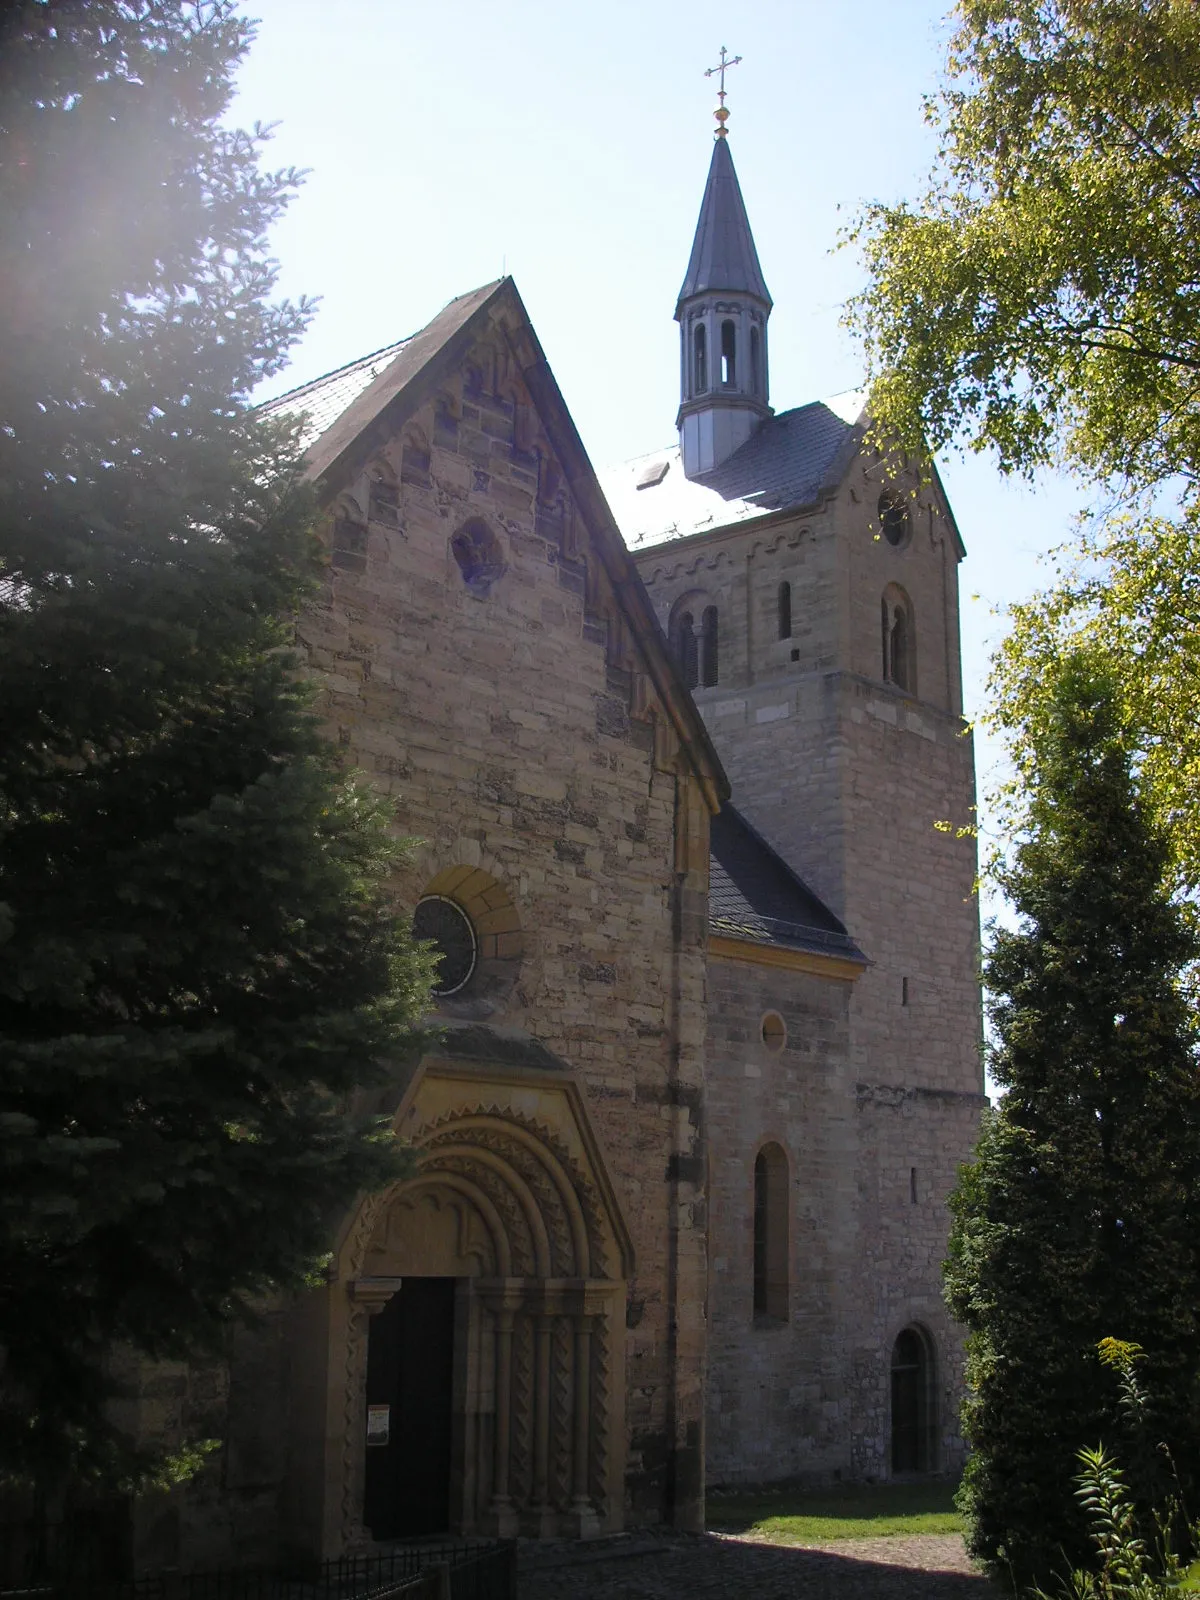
[[705, 46, 742, 139]]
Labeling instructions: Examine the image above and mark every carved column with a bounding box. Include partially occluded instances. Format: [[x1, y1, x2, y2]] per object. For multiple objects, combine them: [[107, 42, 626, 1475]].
[[341, 1278, 403, 1547], [561, 1303, 602, 1539], [490, 1307, 517, 1535], [571, 1314, 593, 1513], [533, 1311, 555, 1534], [350, 1277, 404, 1316]]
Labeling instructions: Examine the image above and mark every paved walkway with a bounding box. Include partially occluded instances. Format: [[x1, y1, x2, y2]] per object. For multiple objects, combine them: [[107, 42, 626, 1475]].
[[520, 1531, 997, 1599]]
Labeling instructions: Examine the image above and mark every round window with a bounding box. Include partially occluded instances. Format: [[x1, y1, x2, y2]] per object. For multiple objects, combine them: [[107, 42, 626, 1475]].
[[413, 895, 478, 996], [761, 1012, 787, 1052]]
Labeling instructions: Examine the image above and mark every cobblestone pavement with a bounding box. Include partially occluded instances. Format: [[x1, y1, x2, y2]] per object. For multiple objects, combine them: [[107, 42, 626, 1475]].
[[519, 1531, 998, 1599]]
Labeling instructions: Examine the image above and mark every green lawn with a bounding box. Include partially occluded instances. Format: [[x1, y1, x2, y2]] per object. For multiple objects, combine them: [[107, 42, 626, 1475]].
[[707, 1479, 963, 1543]]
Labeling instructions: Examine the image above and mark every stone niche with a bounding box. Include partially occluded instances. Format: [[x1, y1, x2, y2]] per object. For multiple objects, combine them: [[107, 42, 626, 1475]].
[[281, 1048, 633, 1557]]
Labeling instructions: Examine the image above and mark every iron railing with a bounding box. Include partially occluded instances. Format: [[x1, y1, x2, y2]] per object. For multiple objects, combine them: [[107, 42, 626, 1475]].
[[0, 1536, 517, 1600]]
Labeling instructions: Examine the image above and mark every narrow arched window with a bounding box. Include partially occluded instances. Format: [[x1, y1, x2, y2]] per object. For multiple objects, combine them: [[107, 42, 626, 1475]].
[[672, 609, 699, 690], [778, 580, 792, 640], [750, 326, 761, 396], [721, 319, 736, 386], [881, 596, 890, 682], [890, 608, 910, 691], [693, 324, 708, 394], [701, 605, 719, 687], [891, 1327, 936, 1473], [882, 587, 916, 695], [753, 1143, 789, 1321]]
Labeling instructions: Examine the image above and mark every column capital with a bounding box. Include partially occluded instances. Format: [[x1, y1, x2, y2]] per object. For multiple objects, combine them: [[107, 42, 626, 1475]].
[[349, 1276, 403, 1315]]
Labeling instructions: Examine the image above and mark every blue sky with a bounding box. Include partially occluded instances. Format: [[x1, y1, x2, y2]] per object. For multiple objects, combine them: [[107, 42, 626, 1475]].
[[236, 0, 1088, 866]]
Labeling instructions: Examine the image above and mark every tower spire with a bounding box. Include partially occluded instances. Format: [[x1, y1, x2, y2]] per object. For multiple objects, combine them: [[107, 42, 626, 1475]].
[[675, 57, 773, 478], [705, 45, 741, 140]]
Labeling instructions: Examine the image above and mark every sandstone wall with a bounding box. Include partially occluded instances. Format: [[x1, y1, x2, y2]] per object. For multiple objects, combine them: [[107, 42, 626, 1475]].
[[298, 341, 712, 1538], [635, 449, 984, 1486], [125, 329, 712, 1572]]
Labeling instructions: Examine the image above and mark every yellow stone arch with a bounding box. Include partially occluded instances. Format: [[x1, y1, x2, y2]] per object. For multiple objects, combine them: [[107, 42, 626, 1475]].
[[289, 1044, 633, 1554]]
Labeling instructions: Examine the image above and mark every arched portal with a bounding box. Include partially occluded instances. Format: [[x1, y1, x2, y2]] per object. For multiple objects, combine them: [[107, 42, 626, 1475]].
[[312, 1061, 633, 1553], [890, 1325, 936, 1474]]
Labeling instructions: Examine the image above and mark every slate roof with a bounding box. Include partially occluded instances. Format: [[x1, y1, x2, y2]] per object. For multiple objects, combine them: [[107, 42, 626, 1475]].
[[710, 805, 866, 963], [257, 282, 504, 480], [601, 392, 865, 550], [260, 335, 414, 452], [677, 138, 771, 311]]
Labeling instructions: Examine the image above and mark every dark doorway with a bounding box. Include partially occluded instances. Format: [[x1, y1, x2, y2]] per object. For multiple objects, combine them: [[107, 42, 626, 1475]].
[[364, 1278, 457, 1539], [890, 1327, 932, 1473]]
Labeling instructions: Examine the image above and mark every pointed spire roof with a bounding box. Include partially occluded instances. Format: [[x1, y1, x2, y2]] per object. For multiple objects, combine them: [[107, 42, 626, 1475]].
[[676, 137, 771, 315]]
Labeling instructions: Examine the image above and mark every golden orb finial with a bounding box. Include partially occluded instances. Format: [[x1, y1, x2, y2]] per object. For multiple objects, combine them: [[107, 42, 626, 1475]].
[[705, 46, 742, 139]]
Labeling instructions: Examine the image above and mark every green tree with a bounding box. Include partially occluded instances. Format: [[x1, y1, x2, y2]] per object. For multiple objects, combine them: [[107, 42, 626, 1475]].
[[849, 0, 1200, 493], [0, 1, 431, 1491], [848, 0, 1200, 886], [946, 656, 1200, 1591]]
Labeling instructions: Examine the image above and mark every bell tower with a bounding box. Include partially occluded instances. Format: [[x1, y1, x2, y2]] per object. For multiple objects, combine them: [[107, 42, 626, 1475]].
[[676, 53, 772, 479]]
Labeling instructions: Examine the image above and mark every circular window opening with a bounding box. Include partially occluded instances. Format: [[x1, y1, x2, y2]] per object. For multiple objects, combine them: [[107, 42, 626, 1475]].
[[879, 490, 910, 547], [761, 1012, 787, 1052], [413, 895, 477, 996]]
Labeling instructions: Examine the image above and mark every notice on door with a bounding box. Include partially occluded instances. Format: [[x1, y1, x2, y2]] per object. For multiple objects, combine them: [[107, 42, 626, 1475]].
[[366, 1404, 391, 1447]]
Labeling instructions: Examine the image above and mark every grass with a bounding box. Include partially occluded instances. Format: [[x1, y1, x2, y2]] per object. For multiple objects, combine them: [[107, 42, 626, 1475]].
[[706, 1479, 963, 1543]]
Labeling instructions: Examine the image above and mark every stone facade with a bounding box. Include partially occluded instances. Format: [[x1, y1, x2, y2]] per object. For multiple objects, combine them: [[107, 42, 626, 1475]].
[[113, 283, 725, 1574], [275, 289, 721, 1555], [106, 256, 983, 1577], [633, 444, 984, 1487]]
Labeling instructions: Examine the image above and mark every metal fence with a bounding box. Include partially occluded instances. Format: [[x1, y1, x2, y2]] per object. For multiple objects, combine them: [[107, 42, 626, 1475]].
[[0, 1537, 517, 1600]]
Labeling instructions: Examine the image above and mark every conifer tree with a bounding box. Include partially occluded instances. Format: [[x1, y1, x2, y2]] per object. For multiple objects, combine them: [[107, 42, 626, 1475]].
[[946, 656, 1200, 1592], [0, 2, 431, 1488]]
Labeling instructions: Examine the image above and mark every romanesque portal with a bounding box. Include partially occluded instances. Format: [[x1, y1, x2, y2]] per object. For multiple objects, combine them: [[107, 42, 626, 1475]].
[[310, 1061, 632, 1549]]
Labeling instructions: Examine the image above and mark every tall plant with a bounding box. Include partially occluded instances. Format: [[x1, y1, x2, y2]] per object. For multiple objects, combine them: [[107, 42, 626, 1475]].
[[945, 656, 1200, 1591], [0, 1, 431, 1490]]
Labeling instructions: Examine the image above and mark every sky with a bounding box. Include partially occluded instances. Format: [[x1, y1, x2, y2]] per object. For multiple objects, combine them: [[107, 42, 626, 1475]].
[[235, 0, 1090, 872]]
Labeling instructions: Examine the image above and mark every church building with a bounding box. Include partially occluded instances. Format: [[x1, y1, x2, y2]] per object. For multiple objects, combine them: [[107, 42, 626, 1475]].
[[119, 104, 984, 1575]]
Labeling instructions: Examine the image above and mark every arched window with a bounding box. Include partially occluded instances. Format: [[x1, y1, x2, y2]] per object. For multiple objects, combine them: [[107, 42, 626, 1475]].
[[721, 319, 737, 386], [881, 586, 915, 694], [750, 326, 761, 396], [891, 1327, 936, 1473], [700, 605, 719, 687], [693, 324, 708, 394], [890, 607, 909, 690], [879, 489, 910, 547], [778, 580, 792, 640], [753, 1143, 789, 1321], [671, 609, 699, 690]]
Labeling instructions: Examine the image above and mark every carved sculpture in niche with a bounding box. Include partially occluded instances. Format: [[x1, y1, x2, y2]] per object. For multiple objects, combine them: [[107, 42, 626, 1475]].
[[365, 1190, 492, 1278], [331, 494, 368, 574], [400, 424, 432, 488], [366, 457, 400, 527], [450, 517, 506, 600], [537, 451, 563, 509]]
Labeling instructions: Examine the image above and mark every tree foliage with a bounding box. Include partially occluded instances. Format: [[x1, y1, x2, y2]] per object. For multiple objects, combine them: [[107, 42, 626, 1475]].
[[990, 514, 1200, 895], [946, 657, 1200, 1591], [0, 1, 431, 1489], [848, 0, 1200, 497]]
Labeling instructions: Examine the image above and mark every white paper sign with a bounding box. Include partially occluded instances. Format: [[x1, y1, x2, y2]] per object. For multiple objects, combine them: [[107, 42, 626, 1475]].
[[366, 1404, 391, 1446]]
